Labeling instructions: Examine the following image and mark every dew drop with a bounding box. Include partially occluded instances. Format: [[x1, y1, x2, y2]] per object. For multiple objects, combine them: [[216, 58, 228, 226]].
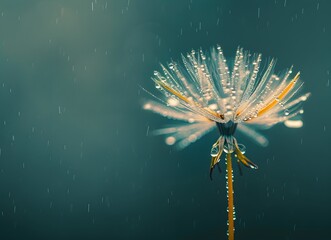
[[165, 136, 176, 145], [284, 109, 290, 116], [224, 144, 234, 153], [167, 98, 179, 107], [237, 144, 246, 154], [188, 118, 195, 123], [208, 103, 218, 110], [210, 145, 219, 157]]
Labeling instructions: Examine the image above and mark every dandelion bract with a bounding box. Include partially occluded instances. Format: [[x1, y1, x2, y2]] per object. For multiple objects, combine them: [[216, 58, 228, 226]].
[[143, 46, 310, 240]]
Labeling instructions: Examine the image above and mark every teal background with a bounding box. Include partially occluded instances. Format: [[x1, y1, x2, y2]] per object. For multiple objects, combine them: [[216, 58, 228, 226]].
[[0, 0, 330, 239]]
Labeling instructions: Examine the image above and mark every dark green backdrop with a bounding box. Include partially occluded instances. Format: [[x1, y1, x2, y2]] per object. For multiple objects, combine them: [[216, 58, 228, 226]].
[[0, 0, 330, 239]]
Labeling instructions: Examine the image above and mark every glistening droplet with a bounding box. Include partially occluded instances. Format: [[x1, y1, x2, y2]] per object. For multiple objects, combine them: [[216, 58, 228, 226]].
[[237, 144, 246, 154], [284, 109, 290, 116], [210, 145, 219, 157]]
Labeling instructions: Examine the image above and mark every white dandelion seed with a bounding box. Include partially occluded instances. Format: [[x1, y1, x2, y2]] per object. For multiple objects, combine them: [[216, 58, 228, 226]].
[[144, 46, 309, 153], [143, 45, 310, 240]]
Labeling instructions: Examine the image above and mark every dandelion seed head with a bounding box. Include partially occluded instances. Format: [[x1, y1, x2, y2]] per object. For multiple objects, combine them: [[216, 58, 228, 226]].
[[144, 45, 310, 149]]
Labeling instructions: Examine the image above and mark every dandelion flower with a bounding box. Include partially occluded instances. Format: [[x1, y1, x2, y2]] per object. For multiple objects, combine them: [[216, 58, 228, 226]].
[[143, 46, 310, 240]]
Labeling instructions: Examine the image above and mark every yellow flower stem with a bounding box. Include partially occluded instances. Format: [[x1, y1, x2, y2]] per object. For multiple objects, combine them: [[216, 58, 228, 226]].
[[226, 153, 234, 240]]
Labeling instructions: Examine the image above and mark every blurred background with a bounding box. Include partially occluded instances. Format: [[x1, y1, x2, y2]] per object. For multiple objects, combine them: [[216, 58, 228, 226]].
[[0, 0, 330, 239]]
